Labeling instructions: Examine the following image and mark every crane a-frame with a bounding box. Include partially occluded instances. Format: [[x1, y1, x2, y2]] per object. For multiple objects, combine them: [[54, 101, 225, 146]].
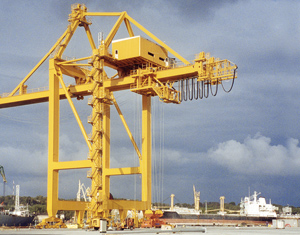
[[0, 4, 237, 228]]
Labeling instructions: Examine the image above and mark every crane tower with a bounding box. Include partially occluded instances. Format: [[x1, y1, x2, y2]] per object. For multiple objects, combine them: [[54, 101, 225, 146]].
[[0, 4, 237, 228]]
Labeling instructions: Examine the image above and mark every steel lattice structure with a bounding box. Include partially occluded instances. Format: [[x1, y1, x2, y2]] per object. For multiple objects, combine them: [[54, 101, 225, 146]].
[[0, 4, 237, 228]]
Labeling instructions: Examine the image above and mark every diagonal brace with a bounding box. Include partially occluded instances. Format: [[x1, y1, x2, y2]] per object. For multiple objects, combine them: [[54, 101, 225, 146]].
[[111, 94, 142, 162], [56, 63, 92, 151]]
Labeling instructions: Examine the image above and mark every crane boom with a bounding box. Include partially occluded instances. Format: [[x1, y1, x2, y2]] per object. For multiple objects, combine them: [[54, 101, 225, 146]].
[[0, 4, 237, 228], [0, 53, 236, 108]]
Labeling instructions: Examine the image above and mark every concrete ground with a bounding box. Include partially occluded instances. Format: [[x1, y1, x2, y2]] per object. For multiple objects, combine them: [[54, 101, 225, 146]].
[[1, 227, 300, 235]]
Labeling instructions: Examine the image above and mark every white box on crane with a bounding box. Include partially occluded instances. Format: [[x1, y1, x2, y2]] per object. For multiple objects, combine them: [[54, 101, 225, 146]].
[[112, 36, 168, 67]]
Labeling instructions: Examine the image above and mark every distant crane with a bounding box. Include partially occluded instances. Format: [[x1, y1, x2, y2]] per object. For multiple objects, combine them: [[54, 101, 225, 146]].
[[75, 180, 91, 224], [193, 185, 200, 211], [220, 196, 225, 214], [76, 180, 91, 202], [0, 165, 7, 196]]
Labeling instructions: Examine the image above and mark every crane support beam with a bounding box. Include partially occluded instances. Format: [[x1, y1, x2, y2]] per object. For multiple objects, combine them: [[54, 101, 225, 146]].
[[112, 95, 142, 161], [56, 60, 92, 150], [104, 199, 148, 210], [0, 84, 93, 109], [141, 95, 151, 207], [124, 18, 134, 37], [7, 26, 74, 97], [83, 24, 97, 50], [0, 57, 236, 108], [47, 59, 60, 218], [52, 160, 92, 170], [101, 65, 199, 92], [57, 200, 87, 211], [59, 65, 88, 80], [105, 167, 141, 176], [84, 12, 123, 17], [124, 14, 190, 65], [105, 12, 126, 48]]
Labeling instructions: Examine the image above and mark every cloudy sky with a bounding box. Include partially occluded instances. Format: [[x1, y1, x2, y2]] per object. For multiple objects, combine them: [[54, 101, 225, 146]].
[[1, 0, 300, 209]]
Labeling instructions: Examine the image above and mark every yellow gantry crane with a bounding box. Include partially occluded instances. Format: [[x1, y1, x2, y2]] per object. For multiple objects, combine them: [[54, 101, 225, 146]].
[[0, 4, 237, 229]]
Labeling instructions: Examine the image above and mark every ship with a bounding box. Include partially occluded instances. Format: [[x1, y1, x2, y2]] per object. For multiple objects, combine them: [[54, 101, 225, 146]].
[[0, 185, 35, 227], [161, 189, 278, 226], [0, 210, 35, 227]]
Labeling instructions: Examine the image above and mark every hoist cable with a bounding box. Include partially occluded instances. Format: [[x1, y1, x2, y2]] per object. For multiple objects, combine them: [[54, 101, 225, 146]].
[[152, 98, 157, 203], [178, 81, 182, 102], [179, 79, 188, 102], [163, 196, 170, 203], [178, 68, 236, 101], [221, 67, 238, 93], [151, 98, 165, 205], [204, 81, 209, 98], [210, 79, 218, 96], [159, 101, 164, 205], [198, 80, 204, 99], [193, 78, 198, 100], [179, 80, 183, 102], [188, 78, 193, 101], [183, 79, 188, 101]]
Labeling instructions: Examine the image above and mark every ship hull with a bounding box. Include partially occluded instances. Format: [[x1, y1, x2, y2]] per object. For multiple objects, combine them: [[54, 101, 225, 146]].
[[161, 211, 275, 226], [0, 214, 35, 226]]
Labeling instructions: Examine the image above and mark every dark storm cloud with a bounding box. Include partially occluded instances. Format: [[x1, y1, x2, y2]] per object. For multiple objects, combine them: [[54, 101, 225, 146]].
[[171, 0, 238, 22], [1, 0, 300, 207]]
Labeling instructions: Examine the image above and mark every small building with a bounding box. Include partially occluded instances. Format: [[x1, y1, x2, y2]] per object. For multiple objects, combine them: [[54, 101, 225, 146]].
[[282, 206, 292, 216], [112, 36, 168, 67]]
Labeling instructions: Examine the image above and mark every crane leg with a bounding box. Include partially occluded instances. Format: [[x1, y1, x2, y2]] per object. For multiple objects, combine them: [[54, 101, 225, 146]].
[[47, 59, 60, 218]]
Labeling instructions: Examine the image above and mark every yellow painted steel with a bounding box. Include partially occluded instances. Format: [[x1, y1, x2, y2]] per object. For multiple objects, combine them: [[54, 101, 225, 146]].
[[0, 3, 237, 229], [105, 12, 127, 48], [8, 25, 74, 97], [124, 13, 190, 65], [47, 59, 60, 218], [141, 95, 152, 208], [111, 94, 142, 161], [57, 66, 92, 150], [52, 160, 91, 171], [112, 36, 168, 67]]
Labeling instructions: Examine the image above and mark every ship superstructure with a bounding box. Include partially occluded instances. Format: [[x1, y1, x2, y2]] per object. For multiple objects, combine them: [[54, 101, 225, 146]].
[[240, 191, 278, 217]]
